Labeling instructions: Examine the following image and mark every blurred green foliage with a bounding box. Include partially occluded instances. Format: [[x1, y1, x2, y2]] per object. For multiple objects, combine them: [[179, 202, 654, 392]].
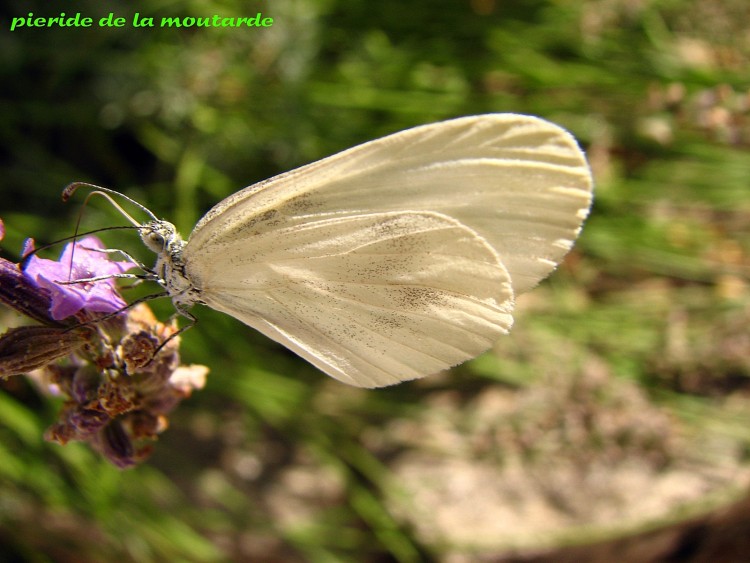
[[1, 0, 750, 561]]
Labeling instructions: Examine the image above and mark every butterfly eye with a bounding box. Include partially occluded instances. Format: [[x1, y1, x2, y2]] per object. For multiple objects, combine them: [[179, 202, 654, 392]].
[[141, 230, 166, 252]]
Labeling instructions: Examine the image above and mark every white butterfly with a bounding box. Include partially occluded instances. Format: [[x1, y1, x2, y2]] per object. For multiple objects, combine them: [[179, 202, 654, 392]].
[[70, 114, 593, 388]]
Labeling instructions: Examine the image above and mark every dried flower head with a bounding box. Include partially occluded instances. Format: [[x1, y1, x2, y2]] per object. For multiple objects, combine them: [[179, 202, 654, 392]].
[[0, 225, 208, 467]]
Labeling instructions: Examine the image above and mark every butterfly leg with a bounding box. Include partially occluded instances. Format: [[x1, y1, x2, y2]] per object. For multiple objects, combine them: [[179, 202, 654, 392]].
[[79, 245, 153, 274], [55, 272, 158, 285], [150, 303, 197, 358], [62, 290, 170, 334]]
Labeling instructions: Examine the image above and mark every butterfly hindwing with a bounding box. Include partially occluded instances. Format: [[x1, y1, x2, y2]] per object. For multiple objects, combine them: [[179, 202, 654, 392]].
[[185, 211, 514, 387]]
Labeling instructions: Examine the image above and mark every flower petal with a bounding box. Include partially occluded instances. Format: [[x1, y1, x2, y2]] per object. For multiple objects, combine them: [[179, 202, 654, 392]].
[[23, 236, 136, 320]]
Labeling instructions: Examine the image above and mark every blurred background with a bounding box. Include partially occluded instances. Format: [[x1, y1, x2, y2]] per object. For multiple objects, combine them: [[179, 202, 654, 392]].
[[1, 0, 750, 561]]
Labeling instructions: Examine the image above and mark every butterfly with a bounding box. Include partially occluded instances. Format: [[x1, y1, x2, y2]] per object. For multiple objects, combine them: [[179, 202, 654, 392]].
[[67, 114, 593, 388]]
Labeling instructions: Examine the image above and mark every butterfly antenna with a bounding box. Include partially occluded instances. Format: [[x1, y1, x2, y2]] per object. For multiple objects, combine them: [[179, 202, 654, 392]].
[[62, 182, 158, 280], [63, 182, 159, 222]]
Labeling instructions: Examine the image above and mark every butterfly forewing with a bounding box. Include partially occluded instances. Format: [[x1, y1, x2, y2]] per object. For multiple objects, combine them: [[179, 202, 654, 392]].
[[186, 114, 592, 296]]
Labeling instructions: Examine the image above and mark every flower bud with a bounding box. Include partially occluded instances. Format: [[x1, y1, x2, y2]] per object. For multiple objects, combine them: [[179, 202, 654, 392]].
[[0, 258, 61, 326], [0, 326, 89, 377]]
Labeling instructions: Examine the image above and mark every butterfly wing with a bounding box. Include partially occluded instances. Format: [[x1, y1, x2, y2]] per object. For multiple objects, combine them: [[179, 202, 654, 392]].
[[187, 114, 593, 296], [184, 211, 514, 387]]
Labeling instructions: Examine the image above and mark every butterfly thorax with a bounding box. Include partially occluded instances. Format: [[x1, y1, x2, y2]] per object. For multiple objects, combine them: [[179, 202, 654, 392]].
[[140, 220, 201, 308]]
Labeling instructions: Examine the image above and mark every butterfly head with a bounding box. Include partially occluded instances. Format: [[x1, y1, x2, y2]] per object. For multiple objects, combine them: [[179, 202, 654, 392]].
[[140, 220, 182, 255]]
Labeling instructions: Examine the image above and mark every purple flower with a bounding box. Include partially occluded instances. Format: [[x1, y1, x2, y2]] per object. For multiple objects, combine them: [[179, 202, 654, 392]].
[[24, 236, 136, 320]]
